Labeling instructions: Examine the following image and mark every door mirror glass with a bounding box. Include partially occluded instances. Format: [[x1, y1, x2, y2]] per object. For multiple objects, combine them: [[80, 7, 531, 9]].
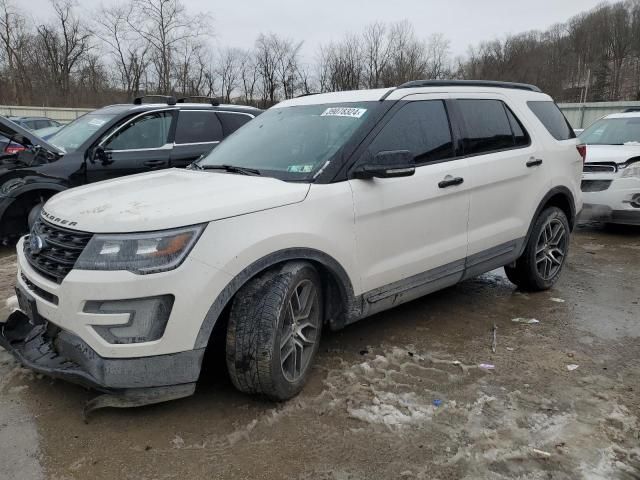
[[353, 150, 415, 179]]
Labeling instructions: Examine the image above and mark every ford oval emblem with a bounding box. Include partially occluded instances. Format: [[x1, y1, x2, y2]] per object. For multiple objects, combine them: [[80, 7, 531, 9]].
[[30, 234, 46, 254]]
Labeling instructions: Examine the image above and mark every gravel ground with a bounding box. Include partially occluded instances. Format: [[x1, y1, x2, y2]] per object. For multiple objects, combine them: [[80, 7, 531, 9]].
[[0, 223, 638, 480]]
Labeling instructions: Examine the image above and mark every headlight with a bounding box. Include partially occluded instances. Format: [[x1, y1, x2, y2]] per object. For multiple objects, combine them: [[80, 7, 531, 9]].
[[1, 178, 26, 195], [621, 163, 640, 178], [75, 224, 205, 274]]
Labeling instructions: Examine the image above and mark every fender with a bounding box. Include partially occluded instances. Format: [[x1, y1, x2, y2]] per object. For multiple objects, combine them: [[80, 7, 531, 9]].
[[194, 248, 361, 349], [0, 182, 68, 227], [518, 185, 576, 258]]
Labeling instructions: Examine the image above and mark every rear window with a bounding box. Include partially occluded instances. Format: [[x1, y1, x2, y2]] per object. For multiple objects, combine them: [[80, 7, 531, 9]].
[[457, 99, 520, 155], [218, 112, 253, 136], [175, 111, 223, 144], [527, 101, 575, 140]]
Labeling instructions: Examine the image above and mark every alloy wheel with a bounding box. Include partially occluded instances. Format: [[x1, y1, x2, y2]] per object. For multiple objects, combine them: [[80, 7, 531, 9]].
[[279, 279, 320, 382], [535, 217, 567, 280]]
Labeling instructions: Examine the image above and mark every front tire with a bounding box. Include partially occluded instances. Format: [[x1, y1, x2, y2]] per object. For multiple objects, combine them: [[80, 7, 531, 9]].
[[505, 207, 570, 291], [226, 262, 323, 401]]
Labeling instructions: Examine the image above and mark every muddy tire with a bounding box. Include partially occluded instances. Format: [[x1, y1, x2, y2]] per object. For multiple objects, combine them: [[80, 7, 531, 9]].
[[226, 262, 323, 401], [27, 203, 44, 230], [505, 207, 570, 291]]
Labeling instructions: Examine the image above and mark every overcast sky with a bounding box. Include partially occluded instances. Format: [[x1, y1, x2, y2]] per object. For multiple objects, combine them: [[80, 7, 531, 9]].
[[30, 0, 608, 61]]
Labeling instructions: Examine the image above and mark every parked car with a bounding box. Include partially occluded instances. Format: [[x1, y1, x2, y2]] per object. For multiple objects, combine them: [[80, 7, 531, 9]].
[[578, 112, 640, 225], [1, 81, 582, 410], [7, 116, 62, 131], [0, 96, 261, 241]]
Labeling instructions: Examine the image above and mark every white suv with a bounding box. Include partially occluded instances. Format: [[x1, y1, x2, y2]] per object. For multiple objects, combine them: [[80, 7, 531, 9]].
[[578, 112, 640, 225], [1, 81, 583, 407]]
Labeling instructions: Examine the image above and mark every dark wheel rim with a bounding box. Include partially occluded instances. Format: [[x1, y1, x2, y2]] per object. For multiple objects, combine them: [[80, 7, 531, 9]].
[[535, 217, 567, 281], [279, 279, 320, 383]]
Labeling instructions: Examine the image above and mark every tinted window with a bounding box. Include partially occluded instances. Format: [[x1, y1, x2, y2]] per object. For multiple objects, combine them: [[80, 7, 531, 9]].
[[505, 107, 530, 147], [458, 99, 515, 155], [218, 112, 253, 136], [368, 100, 453, 164], [34, 120, 51, 130], [175, 111, 223, 144], [105, 111, 172, 150], [527, 101, 575, 140]]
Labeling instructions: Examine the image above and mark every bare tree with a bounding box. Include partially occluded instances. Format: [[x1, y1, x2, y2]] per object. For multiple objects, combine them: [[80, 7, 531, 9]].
[[94, 1, 149, 97], [362, 22, 393, 88], [128, 0, 211, 93], [36, 0, 92, 102], [216, 47, 242, 102], [0, 0, 31, 103]]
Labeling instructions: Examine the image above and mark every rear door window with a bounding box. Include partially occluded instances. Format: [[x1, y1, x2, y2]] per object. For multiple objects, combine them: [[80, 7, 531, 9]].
[[527, 101, 575, 140], [457, 99, 518, 155], [367, 100, 454, 165], [175, 111, 223, 144], [218, 112, 253, 136]]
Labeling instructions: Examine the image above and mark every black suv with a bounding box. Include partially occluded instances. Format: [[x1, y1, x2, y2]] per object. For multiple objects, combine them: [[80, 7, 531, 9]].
[[0, 96, 261, 240]]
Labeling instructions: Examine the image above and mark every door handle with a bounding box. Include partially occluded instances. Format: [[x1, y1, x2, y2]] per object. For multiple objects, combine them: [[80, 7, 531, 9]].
[[438, 176, 464, 188], [526, 158, 543, 167], [144, 160, 166, 167]]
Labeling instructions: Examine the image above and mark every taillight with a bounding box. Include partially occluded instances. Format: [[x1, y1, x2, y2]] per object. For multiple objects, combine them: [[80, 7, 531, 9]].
[[4, 145, 25, 154], [576, 144, 586, 163]]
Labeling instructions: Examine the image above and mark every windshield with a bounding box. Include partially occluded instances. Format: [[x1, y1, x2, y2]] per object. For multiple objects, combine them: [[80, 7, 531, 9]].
[[48, 113, 116, 153], [198, 102, 378, 181], [579, 117, 640, 145]]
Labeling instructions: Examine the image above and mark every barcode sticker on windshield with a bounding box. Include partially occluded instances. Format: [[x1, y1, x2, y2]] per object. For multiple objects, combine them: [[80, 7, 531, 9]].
[[321, 107, 367, 118], [88, 118, 106, 127]]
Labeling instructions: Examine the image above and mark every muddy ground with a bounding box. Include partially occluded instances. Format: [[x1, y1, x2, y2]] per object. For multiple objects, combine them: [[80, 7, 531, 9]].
[[0, 223, 639, 480]]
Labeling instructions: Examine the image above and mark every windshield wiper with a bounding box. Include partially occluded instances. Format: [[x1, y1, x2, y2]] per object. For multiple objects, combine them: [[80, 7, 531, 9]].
[[197, 164, 261, 176]]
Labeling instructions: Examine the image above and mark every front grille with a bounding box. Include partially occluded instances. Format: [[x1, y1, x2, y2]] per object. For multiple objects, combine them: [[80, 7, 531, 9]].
[[24, 218, 93, 283], [581, 179, 613, 192], [583, 163, 617, 173]]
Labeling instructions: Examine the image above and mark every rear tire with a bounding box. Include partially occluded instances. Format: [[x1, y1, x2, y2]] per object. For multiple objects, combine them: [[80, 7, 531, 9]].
[[226, 262, 323, 401], [505, 207, 570, 291]]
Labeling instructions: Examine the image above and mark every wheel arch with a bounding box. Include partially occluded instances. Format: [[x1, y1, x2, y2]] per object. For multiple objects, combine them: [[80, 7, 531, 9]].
[[194, 248, 360, 349], [518, 186, 576, 258], [1, 184, 67, 237]]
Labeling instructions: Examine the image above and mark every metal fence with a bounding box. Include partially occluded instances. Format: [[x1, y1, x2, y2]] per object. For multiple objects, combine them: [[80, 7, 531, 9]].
[[558, 101, 640, 129], [2, 101, 640, 130], [0, 105, 94, 124]]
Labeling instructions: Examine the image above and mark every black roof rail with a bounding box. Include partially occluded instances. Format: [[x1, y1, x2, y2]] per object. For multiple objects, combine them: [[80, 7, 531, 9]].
[[295, 92, 320, 98], [623, 107, 640, 113], [133, 95, 177, 106], [176, 96, 221, 106], [397, 80, 542, 93]]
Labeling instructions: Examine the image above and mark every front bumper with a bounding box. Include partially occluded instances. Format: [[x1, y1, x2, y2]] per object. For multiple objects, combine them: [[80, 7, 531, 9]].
[[580, 175, 640, 225], [0, 309, 204, 392]]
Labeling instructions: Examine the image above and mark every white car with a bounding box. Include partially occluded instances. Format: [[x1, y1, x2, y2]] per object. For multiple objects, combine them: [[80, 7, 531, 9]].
[[578, 112, 640, 225], [1, 81, 583, 408]]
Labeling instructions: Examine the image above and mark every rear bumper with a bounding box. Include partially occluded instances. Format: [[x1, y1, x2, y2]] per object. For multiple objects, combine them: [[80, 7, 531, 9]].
[[0, 309, 204, 393]]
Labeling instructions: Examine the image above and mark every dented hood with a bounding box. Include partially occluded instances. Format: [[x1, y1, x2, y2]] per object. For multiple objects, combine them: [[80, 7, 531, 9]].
[[584, 144, 640, 164], [44, 169, 310, 233]]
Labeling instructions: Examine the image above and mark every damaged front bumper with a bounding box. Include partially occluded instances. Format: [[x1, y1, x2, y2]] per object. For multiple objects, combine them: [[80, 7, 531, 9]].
[[0, 308, 204, 413]]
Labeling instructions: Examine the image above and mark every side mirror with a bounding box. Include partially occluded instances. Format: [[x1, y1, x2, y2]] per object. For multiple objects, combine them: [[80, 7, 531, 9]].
[[352, 150, 416, 179], [91, 145, 112, 165]]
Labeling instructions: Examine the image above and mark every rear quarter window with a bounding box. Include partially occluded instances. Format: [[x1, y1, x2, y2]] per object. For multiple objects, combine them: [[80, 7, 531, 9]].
[[527, 101, 575, 141], [218, 112, 254, 136]]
